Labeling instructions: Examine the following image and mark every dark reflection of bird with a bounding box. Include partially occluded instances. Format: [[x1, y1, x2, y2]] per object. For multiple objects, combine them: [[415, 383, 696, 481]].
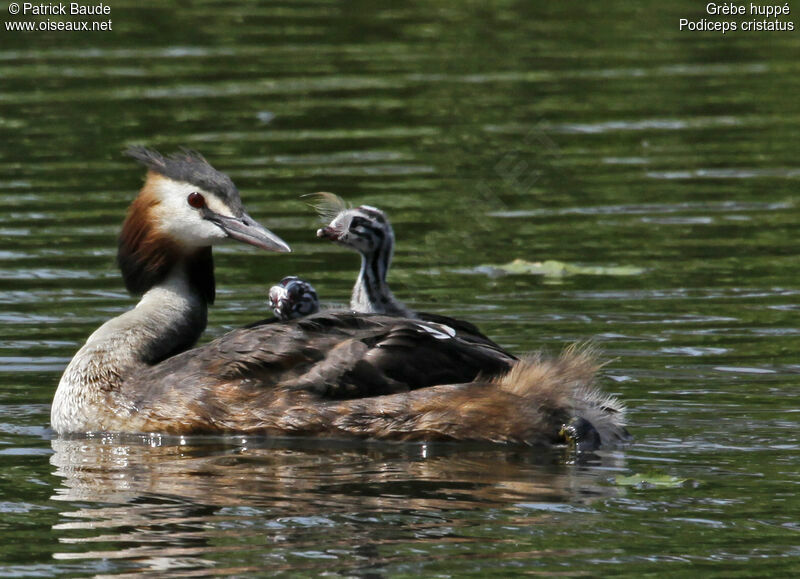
[[49, 436, 626, 574], [50, 436, 626, 510], [52, 148, 628, 448]]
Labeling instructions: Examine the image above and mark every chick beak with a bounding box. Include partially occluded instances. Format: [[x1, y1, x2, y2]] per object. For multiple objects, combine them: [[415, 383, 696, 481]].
[[316, 226, 339, 241]]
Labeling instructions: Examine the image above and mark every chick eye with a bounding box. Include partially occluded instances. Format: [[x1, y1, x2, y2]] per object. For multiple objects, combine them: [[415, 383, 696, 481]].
[[187, 192, 205, 209]]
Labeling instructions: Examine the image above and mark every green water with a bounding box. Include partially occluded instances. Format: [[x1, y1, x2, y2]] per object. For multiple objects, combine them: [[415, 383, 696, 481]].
[[1, 0, 799, 576]]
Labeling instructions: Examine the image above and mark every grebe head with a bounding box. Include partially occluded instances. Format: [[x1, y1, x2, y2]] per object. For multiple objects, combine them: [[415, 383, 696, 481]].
[[268, 276, 319, 320], [124, 147, 290, 252], [313, 193, 392, 256], [118, 147, 290, 300]]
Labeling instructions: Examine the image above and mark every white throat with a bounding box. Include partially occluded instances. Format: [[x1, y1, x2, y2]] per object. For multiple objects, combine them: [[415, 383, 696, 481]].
[[351, 251, 414, 318]]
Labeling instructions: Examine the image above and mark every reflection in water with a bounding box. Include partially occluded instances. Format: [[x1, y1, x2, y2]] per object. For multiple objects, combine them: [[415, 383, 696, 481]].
[[50, 436, 626, 575]]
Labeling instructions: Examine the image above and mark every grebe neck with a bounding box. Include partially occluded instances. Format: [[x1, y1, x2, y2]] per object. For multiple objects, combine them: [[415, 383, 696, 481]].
[[351, 243, 414, 317], [51, 256, 211, 433]]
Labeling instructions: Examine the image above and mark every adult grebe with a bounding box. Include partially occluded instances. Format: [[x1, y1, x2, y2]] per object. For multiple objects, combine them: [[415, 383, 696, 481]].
[[52, 147, 291, 433], [53, 148, 628, 447]]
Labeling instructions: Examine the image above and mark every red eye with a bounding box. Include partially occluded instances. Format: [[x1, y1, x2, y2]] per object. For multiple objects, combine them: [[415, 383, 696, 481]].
[[187, 192, 205, 208]]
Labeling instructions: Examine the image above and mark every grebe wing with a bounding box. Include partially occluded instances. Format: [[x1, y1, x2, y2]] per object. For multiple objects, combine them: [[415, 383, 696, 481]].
[[416, 311, 516, 358], [129, 311, 515, 404]]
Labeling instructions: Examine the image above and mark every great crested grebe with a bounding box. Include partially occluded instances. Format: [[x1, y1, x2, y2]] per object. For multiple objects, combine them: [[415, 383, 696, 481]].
[[268, 196, 494, 338], [314, 194, 511, 351], [53, 148, 628, 447], [269, 276, 319, 321], [315, 194, 413, 318]]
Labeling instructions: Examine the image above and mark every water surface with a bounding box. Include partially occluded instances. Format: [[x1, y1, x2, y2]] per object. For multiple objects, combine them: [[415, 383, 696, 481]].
[[1, 1, 799, 576]]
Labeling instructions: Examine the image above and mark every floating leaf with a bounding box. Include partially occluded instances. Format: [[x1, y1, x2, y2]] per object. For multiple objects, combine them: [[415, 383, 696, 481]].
[[475, 258, 645, 278], [611, 473, 689, 490]]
